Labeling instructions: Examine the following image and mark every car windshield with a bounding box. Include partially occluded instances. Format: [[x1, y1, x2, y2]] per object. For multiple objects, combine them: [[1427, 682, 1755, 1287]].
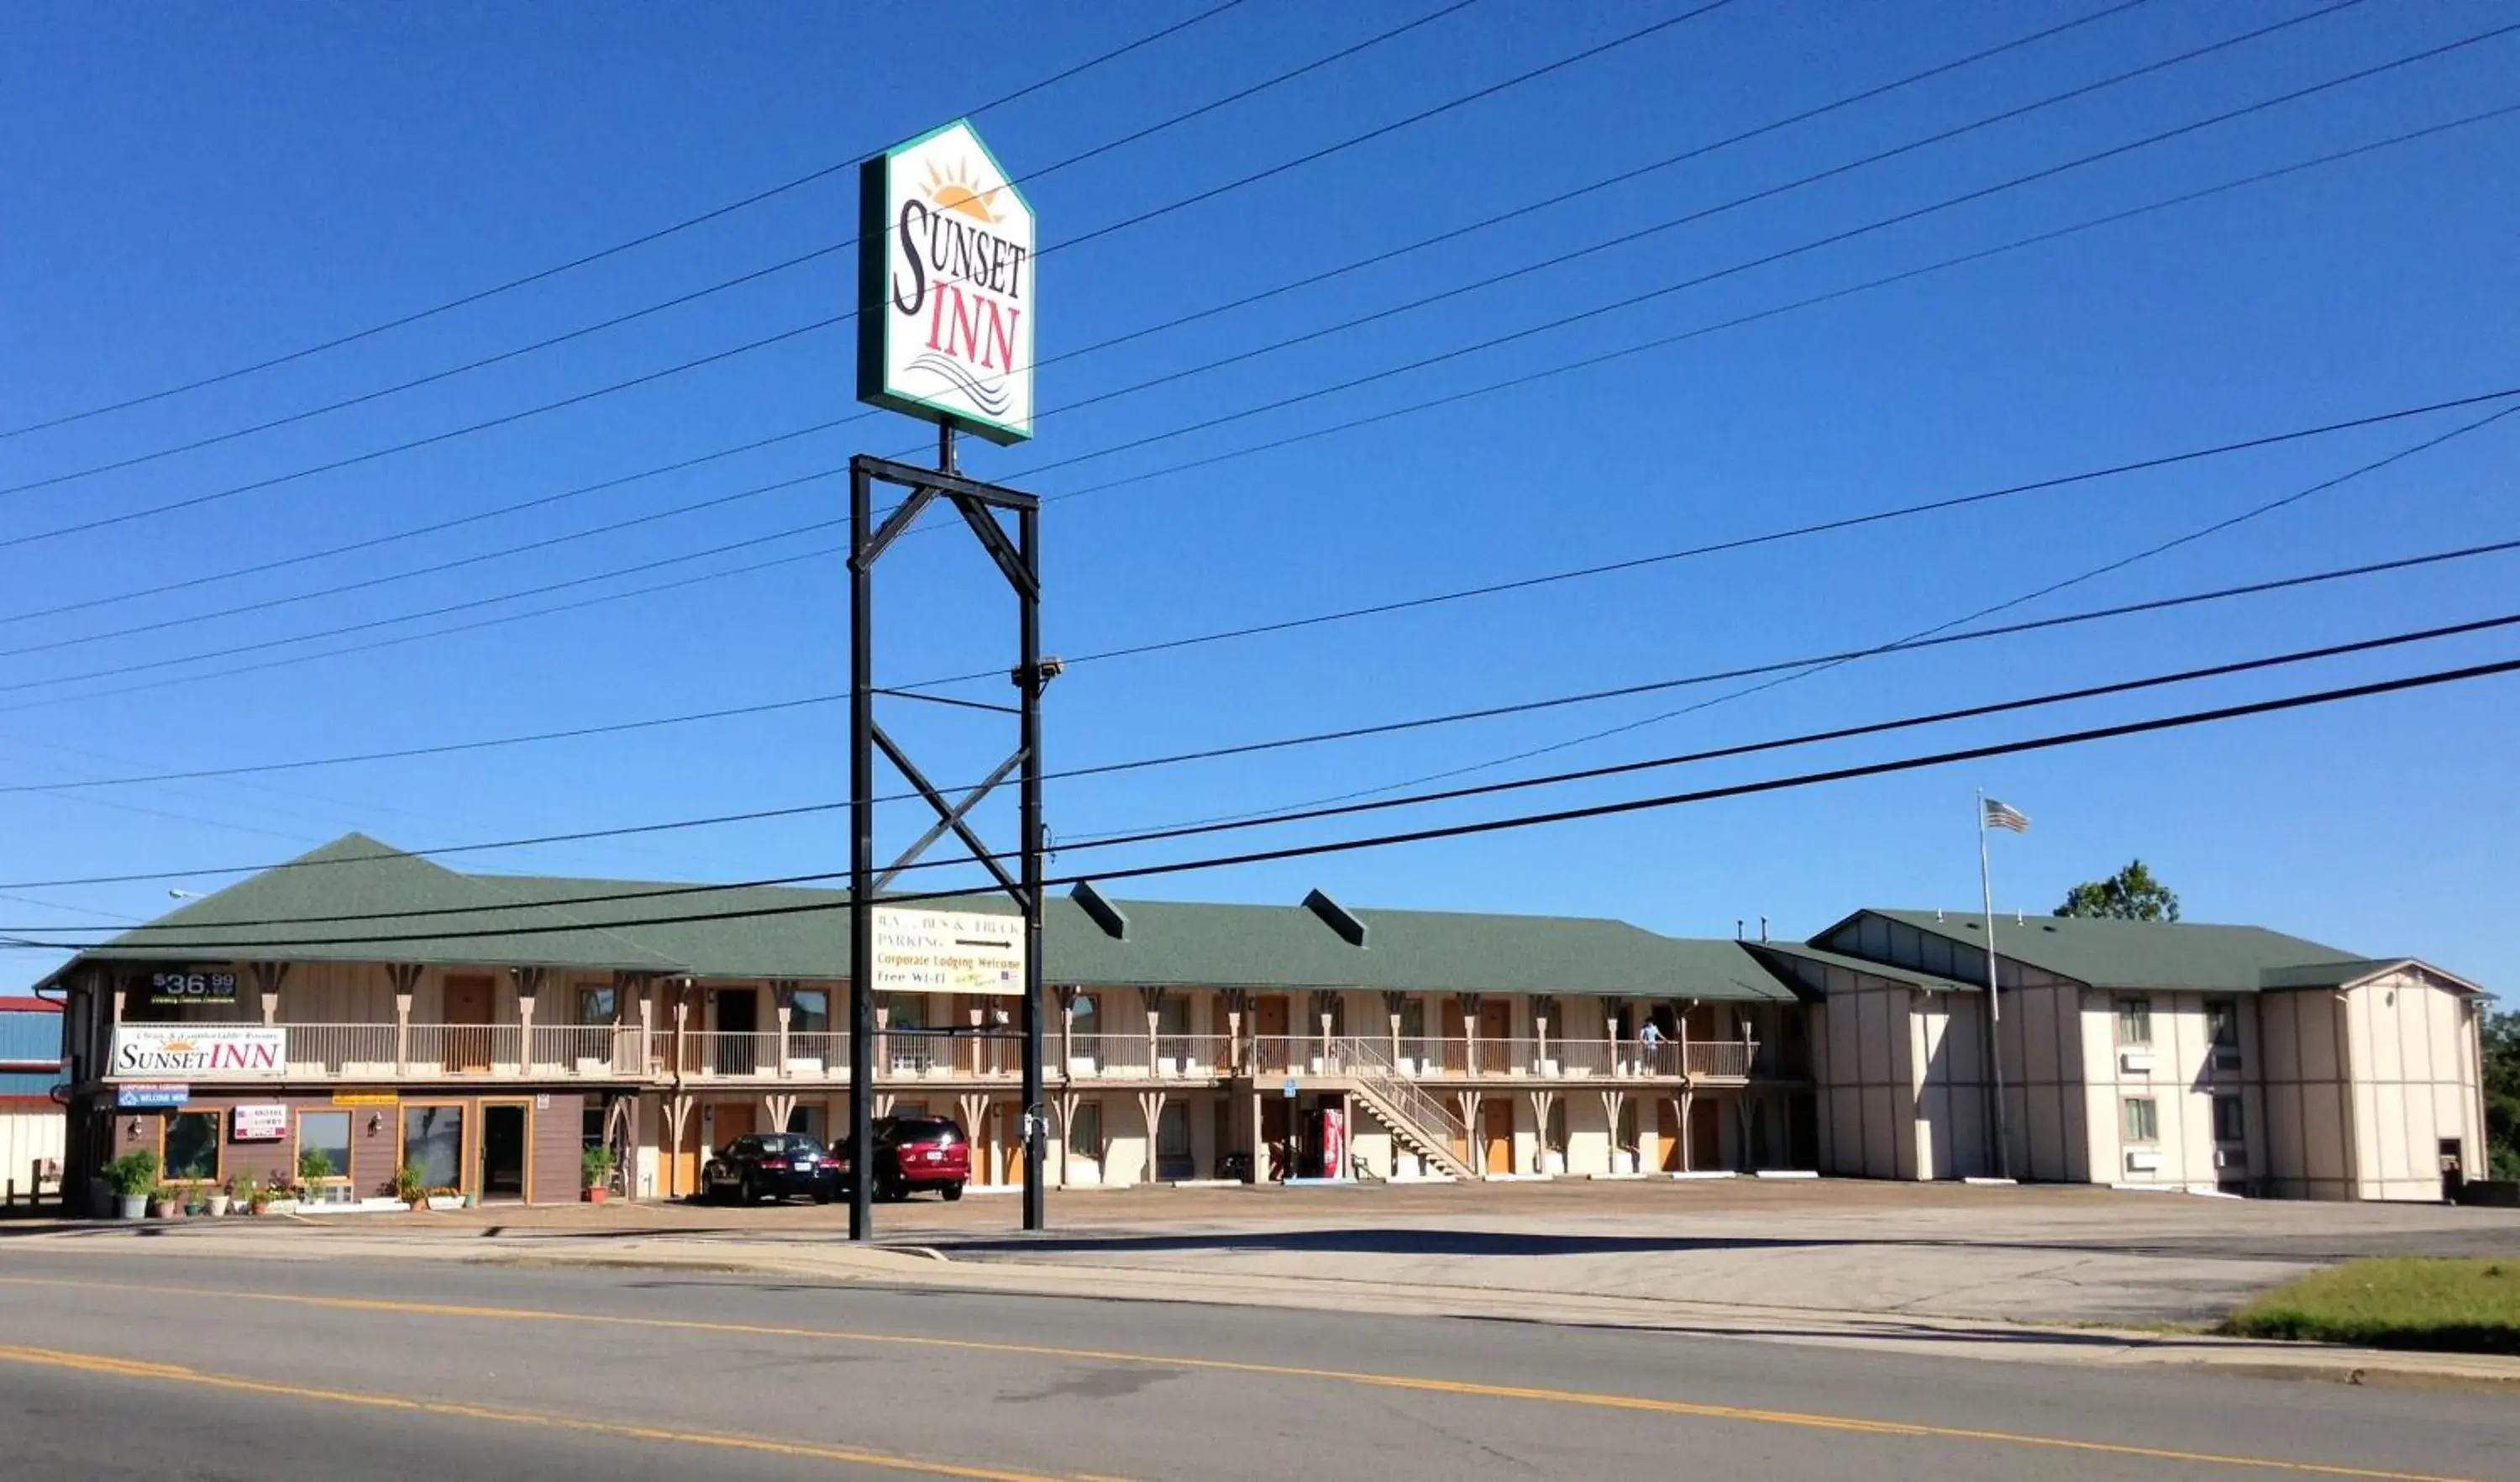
[[753, 1134, 822, 1156], [883, 1119, 963, 1146]]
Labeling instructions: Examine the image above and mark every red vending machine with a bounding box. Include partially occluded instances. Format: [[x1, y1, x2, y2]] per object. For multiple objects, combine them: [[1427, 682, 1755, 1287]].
[[1308, 1107, 1346, 1179]]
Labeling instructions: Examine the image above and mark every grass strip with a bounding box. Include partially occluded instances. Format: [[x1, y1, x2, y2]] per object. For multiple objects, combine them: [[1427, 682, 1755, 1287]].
[[2221, 1258, 2520, 1354]]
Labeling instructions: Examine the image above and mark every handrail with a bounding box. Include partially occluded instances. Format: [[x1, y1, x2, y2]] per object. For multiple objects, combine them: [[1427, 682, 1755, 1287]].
[[1341, 1036, 1466, 1147]]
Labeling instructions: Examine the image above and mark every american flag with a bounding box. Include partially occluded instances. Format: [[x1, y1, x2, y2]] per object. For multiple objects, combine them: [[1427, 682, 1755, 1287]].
[[1983, 798, 2030, 833]]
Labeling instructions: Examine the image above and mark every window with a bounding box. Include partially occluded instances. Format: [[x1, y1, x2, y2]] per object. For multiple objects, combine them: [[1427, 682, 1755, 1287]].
[[164, 1110, 220, 1182], [1157, 1102, 1194, 1180], [786, 1103, 827, 1141], [2115, 996, 2153, 1047], [1399, 999, 1425, 1040], [791, 989, 830, 1035], [884, 994, 925, 1031], [2122, 1097, 2159, 1144], [1067, 1101, 1102, 1159], [402, 1104, 465, 1192], [1545, 1100, 1568, 1154], [1068, 993, 1099, 1039], [583, 1105, 606, 1148], [2213, 1094, 2244, 1143], [1615, 1100, 1641, 1154], [576, 985, 616, 1026], [1156, 996, 1191, 1038], [297, 1111, 351, 1185], [2206, 1000, 2241, 1069]]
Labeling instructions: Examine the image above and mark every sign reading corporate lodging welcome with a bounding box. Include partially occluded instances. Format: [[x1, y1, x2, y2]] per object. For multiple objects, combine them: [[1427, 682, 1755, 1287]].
[[869, 907, 1025, 996], [857, 118, 1035, 444], [111, 1025, 286, 1079]]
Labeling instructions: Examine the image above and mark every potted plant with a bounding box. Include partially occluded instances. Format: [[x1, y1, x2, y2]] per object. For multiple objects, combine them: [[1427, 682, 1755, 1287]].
[[207, 1179, 233, 1217], [147, 1183, 179, 1219], [102, 1151, 158, 1220], [394, 1160, 428, 1211], [181, 1186, 207, 1217], [242, 1175, 271, 1215], [296, 1147, 335, 1206], [581, 1144, 615, 1203]]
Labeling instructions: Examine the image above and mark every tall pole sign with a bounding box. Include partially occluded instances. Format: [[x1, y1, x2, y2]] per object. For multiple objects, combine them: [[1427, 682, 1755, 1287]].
[[848, 117, 1051, 1243], [857, 118, 1036, 445]]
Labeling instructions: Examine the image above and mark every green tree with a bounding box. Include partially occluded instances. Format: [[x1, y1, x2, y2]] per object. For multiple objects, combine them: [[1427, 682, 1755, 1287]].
[[2055, 859, 2181, 922], [2485, 1008, 2520, 1181]]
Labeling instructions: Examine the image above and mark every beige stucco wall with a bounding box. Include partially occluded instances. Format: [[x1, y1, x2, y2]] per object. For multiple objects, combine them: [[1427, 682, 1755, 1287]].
[[2080, 989, 2257, 1194], [2340, 970, 2484, 1201]]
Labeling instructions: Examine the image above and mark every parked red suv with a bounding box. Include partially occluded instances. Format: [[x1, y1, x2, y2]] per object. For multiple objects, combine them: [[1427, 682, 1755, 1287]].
[[866, 1116, 969, 1201]]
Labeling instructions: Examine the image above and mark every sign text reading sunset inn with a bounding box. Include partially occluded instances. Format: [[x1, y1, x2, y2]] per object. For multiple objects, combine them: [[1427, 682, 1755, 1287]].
[[857, 118, 1036, 444]]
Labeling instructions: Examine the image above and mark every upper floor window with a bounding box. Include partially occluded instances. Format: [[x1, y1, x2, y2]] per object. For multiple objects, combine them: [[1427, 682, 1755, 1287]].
[[2212, 1093, 2244, 1143], [791, 989, 830, 1035], [576, 985, 616, 1027], [2115, 996, 2153, 1047], [2206, 999, 2241, 1069]]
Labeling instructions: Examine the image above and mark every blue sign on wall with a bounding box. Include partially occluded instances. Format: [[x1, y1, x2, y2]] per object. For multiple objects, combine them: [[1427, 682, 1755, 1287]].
[[115, 1084, 188, 1109]]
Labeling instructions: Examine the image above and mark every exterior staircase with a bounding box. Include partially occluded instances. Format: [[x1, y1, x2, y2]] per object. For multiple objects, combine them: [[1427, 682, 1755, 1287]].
[[1341, 1038, 1475, 1180]]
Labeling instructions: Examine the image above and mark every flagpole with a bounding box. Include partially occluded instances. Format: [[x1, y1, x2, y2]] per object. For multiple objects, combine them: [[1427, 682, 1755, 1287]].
[[1978, 791, 2013, 1180]]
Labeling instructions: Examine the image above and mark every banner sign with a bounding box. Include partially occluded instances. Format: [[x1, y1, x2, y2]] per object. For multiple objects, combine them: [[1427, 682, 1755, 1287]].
[[112, 1025, 285, 1078], [857, 118, 1035, 444], [869, 907, 1024, 996], [117, 1083, 189, 1109], [148, 970, 238, 1006], [230, 1104, 287, 1141], [332, 1090, 397, 1106]]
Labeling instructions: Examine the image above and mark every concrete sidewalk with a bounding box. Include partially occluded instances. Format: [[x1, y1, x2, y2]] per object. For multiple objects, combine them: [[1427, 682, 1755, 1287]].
[[10, 1211, 2518, 1394]]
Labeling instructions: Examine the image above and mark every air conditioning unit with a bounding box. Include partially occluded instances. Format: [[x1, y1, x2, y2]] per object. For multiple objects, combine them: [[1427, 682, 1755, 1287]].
[[2124, 1150, 2161, 1172], [2119, 1051, 2155, 1074], [2213, 1148, 2243, 1169]]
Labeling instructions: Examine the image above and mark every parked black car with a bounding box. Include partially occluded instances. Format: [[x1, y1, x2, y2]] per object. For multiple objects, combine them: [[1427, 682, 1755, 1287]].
[[701, 1133, 842, 1205]]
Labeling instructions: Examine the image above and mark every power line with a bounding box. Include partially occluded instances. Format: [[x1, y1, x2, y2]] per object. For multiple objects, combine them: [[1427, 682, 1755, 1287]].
[[13, 644, 2515, 949], [9, 76, 2506, 692], [0, 0, 1252, 442], [1, 363, 2506, 709], [990, 18, 2520, 487], [1142, 396, 2520, 837], [0, 0, 1480, 494], [0, 0, 2157, 635], [19, 607, 2516, 933], [1, 538, 2509, 896], [4, 106, 2506, 717], [0, 3, 1729, 545]]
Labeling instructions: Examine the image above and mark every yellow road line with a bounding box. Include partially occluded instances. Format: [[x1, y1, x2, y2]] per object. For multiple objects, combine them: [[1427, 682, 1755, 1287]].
[[0, 1274, 2475, 1482], [0, 1341, 1103, 1482]]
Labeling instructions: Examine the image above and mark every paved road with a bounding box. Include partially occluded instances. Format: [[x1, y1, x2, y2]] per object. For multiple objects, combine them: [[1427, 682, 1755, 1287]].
[[0, 1248, 2509, 1480]]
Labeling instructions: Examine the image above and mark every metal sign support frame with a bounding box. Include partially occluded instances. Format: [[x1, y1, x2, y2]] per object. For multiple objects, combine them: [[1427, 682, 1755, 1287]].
[[848, 428, 1046, 1242]]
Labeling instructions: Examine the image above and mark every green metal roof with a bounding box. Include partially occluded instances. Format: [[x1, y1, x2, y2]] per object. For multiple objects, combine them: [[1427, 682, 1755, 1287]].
[[1746, 940, 1982, 997], [1835, 909, 2375, 994], [50, 834, 1795, 1002]]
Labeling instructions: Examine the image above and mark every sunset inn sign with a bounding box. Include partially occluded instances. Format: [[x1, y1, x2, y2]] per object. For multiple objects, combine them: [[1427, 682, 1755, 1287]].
[[857, 118, 1036, 444]]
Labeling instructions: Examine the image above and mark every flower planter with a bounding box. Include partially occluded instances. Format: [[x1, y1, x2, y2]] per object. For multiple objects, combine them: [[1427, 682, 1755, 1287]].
[[582, 1186, 610, 1203], [148, 1200, 176, 1219], [115, 1194, 146, 1220], [206, 1195, 232, 1217]]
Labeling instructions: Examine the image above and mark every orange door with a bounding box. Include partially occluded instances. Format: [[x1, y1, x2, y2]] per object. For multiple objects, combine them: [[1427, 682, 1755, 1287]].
[[1253, 996, 1289, 1070], [1657, 1100, 1683, 1172], [1481, 1097, 1515, 1175], [711, 1101, 755, 1161], [444, 975, 494, 1072]]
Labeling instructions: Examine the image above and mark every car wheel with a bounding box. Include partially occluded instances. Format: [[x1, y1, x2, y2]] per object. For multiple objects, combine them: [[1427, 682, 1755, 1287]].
[[942, 1182, 964, 1202], [740, 1173, 759, 1205], [877, 1172, 905, 1203], [811, 1183, 833, 1205]]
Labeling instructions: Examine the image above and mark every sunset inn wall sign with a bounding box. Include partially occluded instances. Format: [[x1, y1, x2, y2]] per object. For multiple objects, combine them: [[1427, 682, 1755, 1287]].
[[857, 118, 1036, 444]]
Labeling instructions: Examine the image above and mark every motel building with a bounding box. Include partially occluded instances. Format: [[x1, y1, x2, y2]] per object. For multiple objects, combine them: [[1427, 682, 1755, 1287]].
[[37, 834, 2493, 1211]]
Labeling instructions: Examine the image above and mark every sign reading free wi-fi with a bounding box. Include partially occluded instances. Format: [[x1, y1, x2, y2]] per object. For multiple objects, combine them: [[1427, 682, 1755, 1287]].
[[857, 118, 1036, 444]]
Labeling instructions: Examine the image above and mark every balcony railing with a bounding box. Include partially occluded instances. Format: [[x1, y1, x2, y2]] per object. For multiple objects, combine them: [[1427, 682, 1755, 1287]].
[[104, 1022, 1772, 1086]]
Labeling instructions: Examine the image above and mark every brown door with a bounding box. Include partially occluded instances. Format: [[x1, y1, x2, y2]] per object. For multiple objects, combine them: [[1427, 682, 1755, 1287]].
[[444, 975, 494, 1072], [1210, 1100, 1231, 1182], [710, 1101, 755, 1159], [1261, 1097, 1293, 1180], [1481, 1097, 1515, 1175], [1478, 1001, 1512, 1073], [1693, 1098, 1723, 1169], [1253, 996, 1290, 1071], [1657, 1100, 1683, 1172]]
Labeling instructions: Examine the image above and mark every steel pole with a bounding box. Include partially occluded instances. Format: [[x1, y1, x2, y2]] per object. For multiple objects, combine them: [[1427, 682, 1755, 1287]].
[[1019, 497, 1047, 1231], [1978, 793, 2012, 1181], [848, 462, 877, 1242]]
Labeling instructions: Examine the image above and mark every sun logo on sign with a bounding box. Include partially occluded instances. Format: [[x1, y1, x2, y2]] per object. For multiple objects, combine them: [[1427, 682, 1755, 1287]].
[[923, 158, 998, 223]]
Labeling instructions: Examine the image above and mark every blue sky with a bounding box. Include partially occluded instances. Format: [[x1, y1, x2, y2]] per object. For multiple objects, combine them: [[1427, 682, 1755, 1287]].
[[0, 0, 2513, 991]]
